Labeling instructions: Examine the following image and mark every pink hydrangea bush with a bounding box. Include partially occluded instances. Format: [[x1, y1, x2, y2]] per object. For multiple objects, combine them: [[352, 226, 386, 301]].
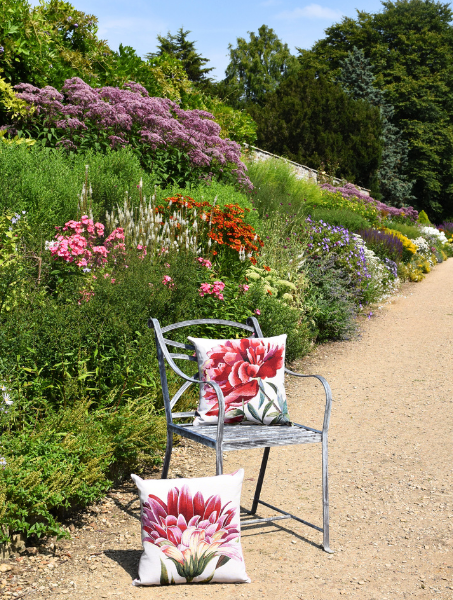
[[12, 78, 252, 190]]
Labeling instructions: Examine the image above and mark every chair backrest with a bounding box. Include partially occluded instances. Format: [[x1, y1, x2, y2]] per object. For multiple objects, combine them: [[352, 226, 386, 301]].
[[148, 317, 264, 423]]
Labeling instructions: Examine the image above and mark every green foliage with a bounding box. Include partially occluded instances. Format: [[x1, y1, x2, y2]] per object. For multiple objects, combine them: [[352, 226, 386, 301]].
[[245, 157, 324, 221], [298, 0, 453, 218], [0, 144, 156, 238], [337, 47, 413, 206], [225, 25, 300, 106], [104, 46, 192, 105], [312, 189, 379, 225], [381, 221, 422, 240], [417, 209, 431, 224], [306, 207, 372, 231], [0, 400, 165, 541], [304, 256, 358, 343], [147, 28, 214, 83], [0, 71, 32, 119], [249, 70, 382, 190], [0, 0, 111, 89]]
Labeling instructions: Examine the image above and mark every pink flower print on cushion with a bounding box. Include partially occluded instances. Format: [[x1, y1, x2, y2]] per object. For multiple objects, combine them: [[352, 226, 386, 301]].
[[141, 485, 241, 583], [202, 338, 284, 422]]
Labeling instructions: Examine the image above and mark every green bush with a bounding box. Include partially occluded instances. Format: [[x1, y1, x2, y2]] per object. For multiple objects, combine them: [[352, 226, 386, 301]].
[[0, 400, 165, 541], [305, 207, 371, 231], [381, 221, 422, 240], [0, 144, 259, 241], [245, 157, 324, 222], [153, 179, 259, 231], [0, 144, 156, 237], [304, 255, 358, 342]]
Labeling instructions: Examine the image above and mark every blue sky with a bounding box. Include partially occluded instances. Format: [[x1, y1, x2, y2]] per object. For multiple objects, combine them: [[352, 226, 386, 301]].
[[61, 0, 385, 79]]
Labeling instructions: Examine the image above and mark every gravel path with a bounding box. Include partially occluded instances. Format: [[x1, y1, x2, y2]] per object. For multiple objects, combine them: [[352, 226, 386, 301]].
[[2, 259, 453, 600]]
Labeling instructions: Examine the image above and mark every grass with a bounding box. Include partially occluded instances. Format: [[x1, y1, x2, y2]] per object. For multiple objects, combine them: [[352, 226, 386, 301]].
[[245, 157, 323, 224]]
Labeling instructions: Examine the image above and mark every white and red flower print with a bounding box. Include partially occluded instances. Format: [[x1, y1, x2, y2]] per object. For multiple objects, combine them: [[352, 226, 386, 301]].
[[142, 484, 241, 583], [189, 335, 291, 426]]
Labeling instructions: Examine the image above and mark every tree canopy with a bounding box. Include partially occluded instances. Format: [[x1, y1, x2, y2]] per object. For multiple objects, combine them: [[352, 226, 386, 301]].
[[337, 47, 414, 206], [298, 0, 453, 218], [225, 25, 299, 106], [249, 70, 382, 190], [147, 28, 213, 83]]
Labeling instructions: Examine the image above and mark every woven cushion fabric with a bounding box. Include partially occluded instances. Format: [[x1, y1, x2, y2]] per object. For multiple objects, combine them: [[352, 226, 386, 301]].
[[188, 335, 291, 426], [131, 470, 250, 586]]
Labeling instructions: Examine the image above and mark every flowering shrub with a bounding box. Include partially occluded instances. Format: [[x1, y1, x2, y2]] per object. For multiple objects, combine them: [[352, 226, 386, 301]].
[[419, 225, 449, 245], [12, 78, 252, 189], [382, 228, 417, 260], [199, 280, 225, 300], [303, 218, 370, 296], [438, 221, 453, 241], [320, 183, 418, 222], [49, 216, 125, 270], [245, 265, 298, 305], [357, 228, 404, 263], [0, 210, 38, 312], [106, 192, 263, 271], [353, 234, 400, 302]]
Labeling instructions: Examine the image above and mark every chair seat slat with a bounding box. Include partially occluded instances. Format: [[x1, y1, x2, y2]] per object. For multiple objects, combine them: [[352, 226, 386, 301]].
[[169, 423, 321, 450]]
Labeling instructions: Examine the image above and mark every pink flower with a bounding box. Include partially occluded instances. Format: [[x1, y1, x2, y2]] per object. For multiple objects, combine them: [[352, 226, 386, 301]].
[[254, 309, 261, 315], [111, 278, 115, 284], [202, 338, 284, 421], [141, 484, 241, 583], [162, 275, 174, 288]]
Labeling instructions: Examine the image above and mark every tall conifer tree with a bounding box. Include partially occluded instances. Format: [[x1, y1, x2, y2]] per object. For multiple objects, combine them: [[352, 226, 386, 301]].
[[147, 28, 213, 83], [337, 47, 413, 206]]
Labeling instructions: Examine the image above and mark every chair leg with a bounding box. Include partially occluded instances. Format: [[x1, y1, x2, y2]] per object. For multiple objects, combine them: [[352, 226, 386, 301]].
[[216, 444, 223, 476], [251, 447, 270, 514], [322, 436, 333, 553], [161, 430, 173, 479]]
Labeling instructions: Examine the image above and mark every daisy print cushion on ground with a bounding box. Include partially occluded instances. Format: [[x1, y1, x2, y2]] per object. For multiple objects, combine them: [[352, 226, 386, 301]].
[[131, 470, 250, 585], [188, 335, 291, 426]]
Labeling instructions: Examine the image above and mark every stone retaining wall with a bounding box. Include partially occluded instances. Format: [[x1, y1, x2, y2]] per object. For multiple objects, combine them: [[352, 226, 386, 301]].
[[243, 144, 370, 197]]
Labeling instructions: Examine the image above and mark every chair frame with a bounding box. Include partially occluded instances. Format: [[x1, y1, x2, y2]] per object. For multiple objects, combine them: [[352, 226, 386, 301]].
[[149, 316, 333, 553]]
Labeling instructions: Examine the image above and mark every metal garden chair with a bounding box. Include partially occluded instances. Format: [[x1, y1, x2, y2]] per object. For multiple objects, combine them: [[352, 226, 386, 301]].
[[148, 316, 333, 552]]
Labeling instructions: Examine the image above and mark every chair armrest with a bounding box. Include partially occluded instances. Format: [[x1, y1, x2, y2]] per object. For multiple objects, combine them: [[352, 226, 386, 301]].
[[285, 368, 332, 434], [151, 318, 226, 447]]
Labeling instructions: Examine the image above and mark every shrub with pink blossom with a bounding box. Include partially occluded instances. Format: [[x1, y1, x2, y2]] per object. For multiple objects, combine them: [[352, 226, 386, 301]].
[[50, 215, 125, 270], [11, 78, 252, 190]]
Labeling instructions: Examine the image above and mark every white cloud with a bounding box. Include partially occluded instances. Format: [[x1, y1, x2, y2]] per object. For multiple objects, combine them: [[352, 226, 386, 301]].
[[276, 4, 343, 20]]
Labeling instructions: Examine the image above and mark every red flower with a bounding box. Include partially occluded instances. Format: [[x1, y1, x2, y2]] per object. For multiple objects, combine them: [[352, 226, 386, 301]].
[[202, 338, 284, 421]]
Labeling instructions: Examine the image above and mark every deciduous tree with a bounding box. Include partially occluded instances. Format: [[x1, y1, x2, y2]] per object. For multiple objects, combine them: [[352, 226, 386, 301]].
[[298, 0, 453, 217]]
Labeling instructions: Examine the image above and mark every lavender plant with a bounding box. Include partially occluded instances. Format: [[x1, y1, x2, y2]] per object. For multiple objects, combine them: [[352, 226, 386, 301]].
[[11, 78, 252, 189], [357, 228, 404, 263]]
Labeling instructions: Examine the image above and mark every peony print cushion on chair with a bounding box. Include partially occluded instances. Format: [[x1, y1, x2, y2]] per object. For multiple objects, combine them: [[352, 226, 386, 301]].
[[131, 470, 250, 586], [188, 335, 291, 426]]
